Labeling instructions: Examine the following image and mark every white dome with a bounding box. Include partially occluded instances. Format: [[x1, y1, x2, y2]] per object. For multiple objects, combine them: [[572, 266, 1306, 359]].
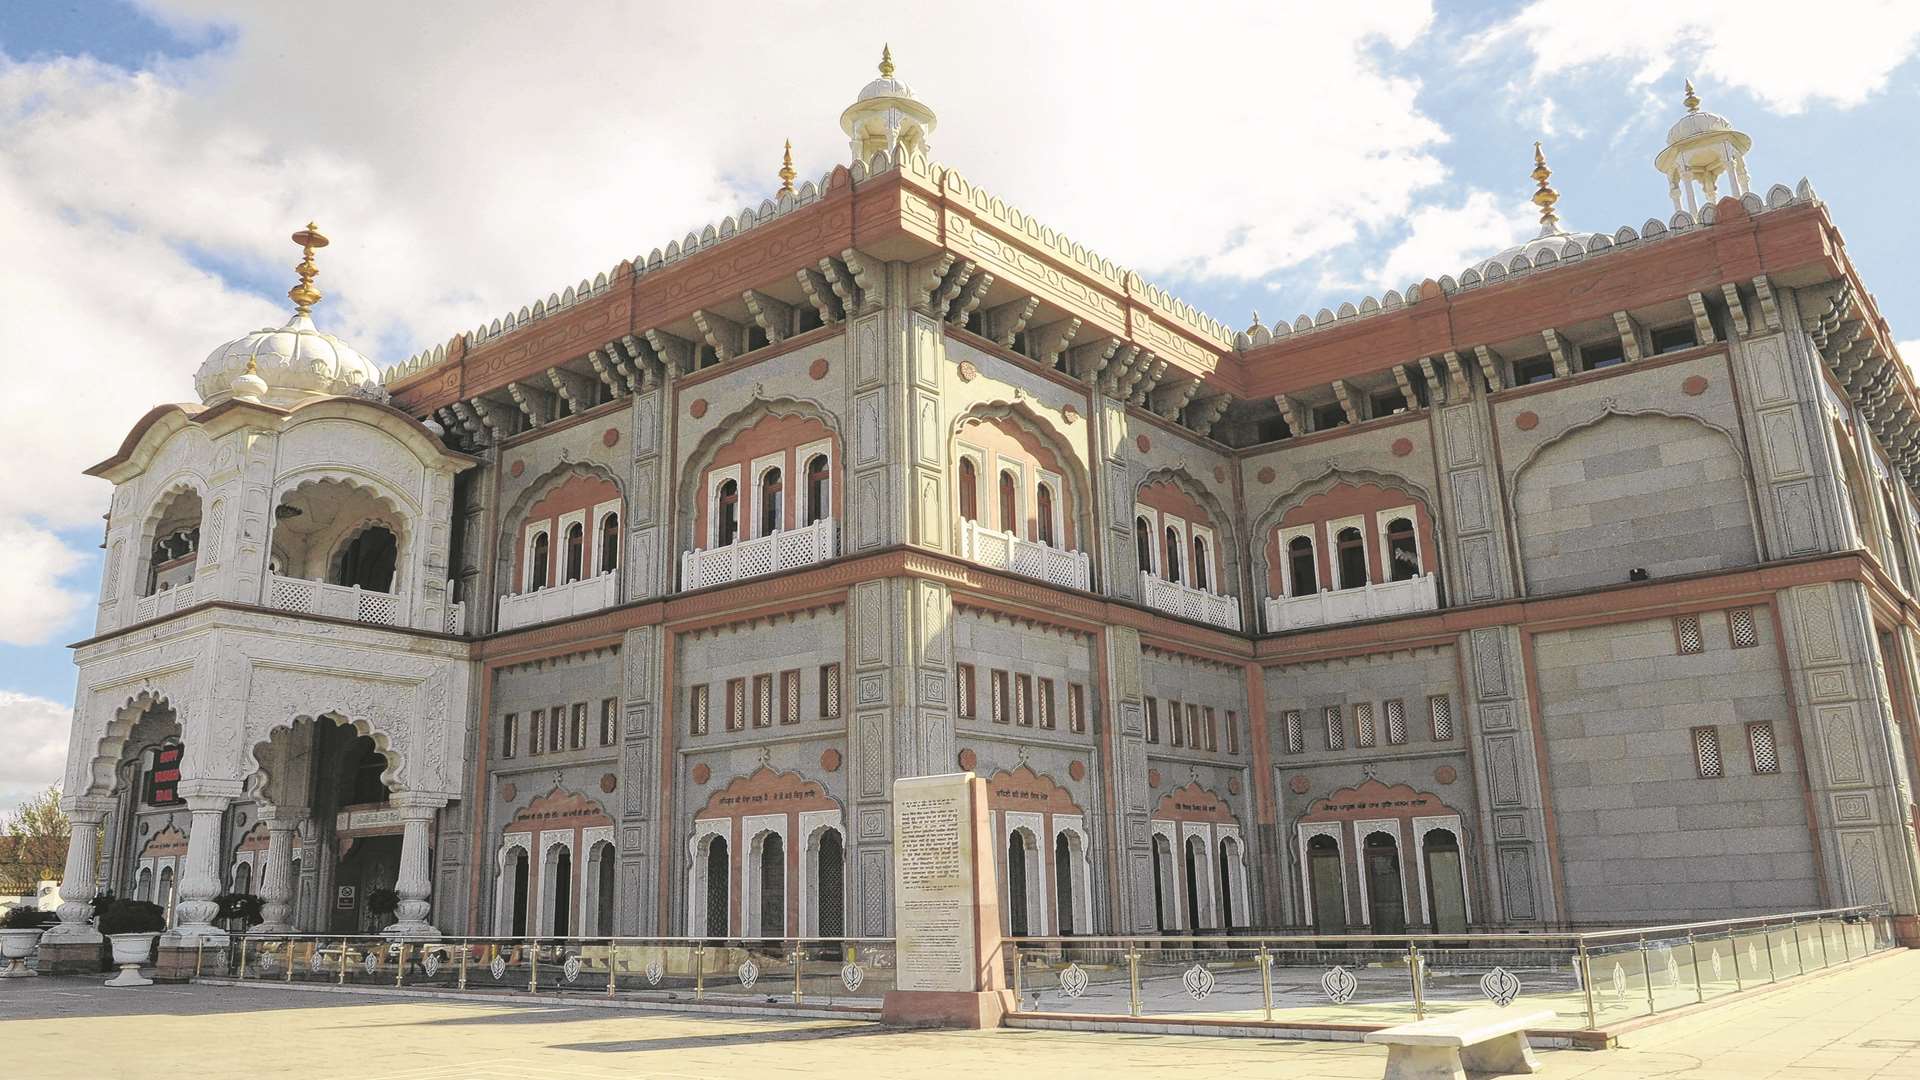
[[856, 75, 915, 102], [1474, 229, 1597, 275], [195, 312, 381, 407], [1667, 109, 1732, 145]]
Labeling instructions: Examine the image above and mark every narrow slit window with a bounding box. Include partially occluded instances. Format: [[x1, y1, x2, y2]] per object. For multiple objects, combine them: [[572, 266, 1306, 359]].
[[1203, 706, 1218, 751], [600, 698, 618, 746], [1225, 710, 1239, 755], [1037, 678, 1056, 729], [1325, 705, 1344, 750], [956, 663, 976, 719], [754, 673, 773, 728], [1676, 614, 1704, 655], [726, 678, 746, 732], [570, 702, 587, 749], [820, 664, 841, 719], [1384, 699, 1408, 745], [1187, 703, 1202, 749], [1069, 684, 1086, 734], [1429, 695, 1455, 741], [531, 708, 545, 754], [1145, 696, 1160, 743], [1747, 723, 1780, 774], [1693, 726, 1724, 778], [1284, 709, 1304, 754], [1729, 608, 1759, 648], [991, 670, 1009, 724], [1016, 674, 1034, 727], [1169, 700, 1185, 747], [780, 669, 801, 725], [689, 686, 709, 736], [501, 713, 518, 759], [1355, 702, 1377, 748]]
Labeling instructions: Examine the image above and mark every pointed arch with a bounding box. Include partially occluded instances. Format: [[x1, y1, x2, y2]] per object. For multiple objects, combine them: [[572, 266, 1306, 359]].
[[496, 460, 624, 596], [1251, 467, 1436, 600], [948, 399, 1092, 553], [1136, 466, 1242, 596], [676, 397, 842, 551]]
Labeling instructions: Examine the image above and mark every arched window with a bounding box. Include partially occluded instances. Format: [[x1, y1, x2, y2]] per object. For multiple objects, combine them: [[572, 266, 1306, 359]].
[[1054, 833, 1075, 936], [509, 850, 529, 936], [1164, 527, 1182, 584], [335, 526, 398, 592], [1192, 535, 1211, 592], [1036, 484, 1057, 547], [1386, 517, 1419, 582], [1135, 517, 1154, 575], [233, 861, 252, 897], [1336, 526, 1368, 590], [599, 513, 619, 574], [1007, 832, 1030, 936], [1216, 842, 1235, 929], [1183, 836, 1205, 930], [999, 470, 1019, 534], [959, 458, 979, 522], [704, 837, 729, 938], [1288, 536, 1317, 597], [805, 454, 830, 526], [592, 843, 615, 936], [816, 830, 844, 937], [759, 833, 786, 937], [760, 467, 784, 537], [529, 532, 550, 591], [564, 523, 585, 583], [717, 479, 740, 546], [550, 846, 573, 936]]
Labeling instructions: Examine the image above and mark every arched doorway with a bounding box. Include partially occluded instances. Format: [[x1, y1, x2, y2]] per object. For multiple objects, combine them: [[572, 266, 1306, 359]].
[[591, 842, 615, 936], [1054, 833, 1074, 936], [508, 849, 529, 936], [815, 830, 844, 937], [1422, 829, 1468, 933], [335, 525, 398, 592], [543, 844, 572, 936], [1363, 831, 1406, 933], [1307, 834, 1346, 933], [758, 833, 786, 937], [704, 837, 729, 938], [1183, 835, 1206, 930], [1216, 841, 1235, 930], [1151, 834, 1172, 931], [1006, 831, 1031, 936]]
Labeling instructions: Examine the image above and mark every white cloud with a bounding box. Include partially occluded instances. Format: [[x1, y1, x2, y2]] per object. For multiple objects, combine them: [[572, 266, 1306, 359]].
[[0, 693, 71, 816], [1368, 191, 1536, 290], [0, 524, 89, 647], [1479, 0, 1920, 113]]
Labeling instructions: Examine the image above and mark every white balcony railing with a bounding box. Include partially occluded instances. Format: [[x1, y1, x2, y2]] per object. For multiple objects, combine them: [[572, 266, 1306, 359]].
[[134, 581, 198, 623], [958, 518, 1091, 591], [1263, 573, 1440, 631], [497, 569, 620, 631], [444, 598, 467, 635], [266, 573, 408, 628], [1139, 571, 1242, 631], [681, 518, 838, 592]]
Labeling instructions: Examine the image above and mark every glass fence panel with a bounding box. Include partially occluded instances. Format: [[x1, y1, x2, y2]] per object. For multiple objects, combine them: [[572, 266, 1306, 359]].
[[1727, 930, 1776, 987], [1133, 943, 1267, 1021], [1416, 946, 1584, 1025], [695, 939, 795, 1002], [794, 939, 893, 1007], [1011, 942, 1135, 1016], [1584, 940, 1655, 1023], [1261, 945, 1418, 1026]]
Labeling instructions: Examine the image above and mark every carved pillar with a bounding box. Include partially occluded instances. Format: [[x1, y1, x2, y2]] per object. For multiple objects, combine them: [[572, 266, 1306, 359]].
[[46, 804, 109, 942], [167, 794, 232, 943], [386, 798, 442, 939], [253, 807, 302, 934]]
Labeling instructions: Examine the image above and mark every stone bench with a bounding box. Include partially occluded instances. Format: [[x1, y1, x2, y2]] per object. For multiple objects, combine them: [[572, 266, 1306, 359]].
[[1363, 1007, 1553, 1079]]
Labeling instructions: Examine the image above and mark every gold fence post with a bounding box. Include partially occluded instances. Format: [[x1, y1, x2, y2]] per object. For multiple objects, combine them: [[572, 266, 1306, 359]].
[[1409, 943, 1425, 1021], [396, 942, 407, 988], [236, 938, 248, 980], [1124, 941, 1141, 1019], [608, 938, 619, 999], [1578, 938, 1597, 1030], [197, 939, 208, 979], [337, 938, 349, 984], [285, 938, 295, 984], [792, 938, 805, 1007], [1639, 937, 1656, 1016], [459, 940, 469, 991], [1839, 917, 1855, 962], [529, 937, 539, 994], [1729, 932, 1743, 993], [694, 942, 706, 1001], [1010, 943, 1021, 1012], [1686, 933, 1703, 1003], [1258, 943, 1273, 1023]]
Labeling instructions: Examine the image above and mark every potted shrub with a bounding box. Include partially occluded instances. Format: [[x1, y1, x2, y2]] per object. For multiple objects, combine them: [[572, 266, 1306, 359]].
[[214, 892, 265, 932], [0, 905, 52, 978], [98, 899, 166, 987], [365, 887, 400, 931]]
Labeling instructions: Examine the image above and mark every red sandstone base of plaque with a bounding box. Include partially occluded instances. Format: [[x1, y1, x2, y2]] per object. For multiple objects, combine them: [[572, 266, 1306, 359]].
[[881, 989, 1015, 1029]]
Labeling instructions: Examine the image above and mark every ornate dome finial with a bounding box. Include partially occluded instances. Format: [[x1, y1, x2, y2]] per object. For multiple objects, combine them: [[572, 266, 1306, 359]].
[[778, 139, 796, 196], [878, 43, 894, 79], [1531, 141, 1562, 236], [1683, 78, 1701, 113], [287, 222, 329, 316]]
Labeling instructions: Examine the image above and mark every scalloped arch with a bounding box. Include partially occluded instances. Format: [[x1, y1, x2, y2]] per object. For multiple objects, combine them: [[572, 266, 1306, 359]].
[[675, 396, 841, 545], [1136, 464, 1243, 590], [949, 398, 1094, 547]]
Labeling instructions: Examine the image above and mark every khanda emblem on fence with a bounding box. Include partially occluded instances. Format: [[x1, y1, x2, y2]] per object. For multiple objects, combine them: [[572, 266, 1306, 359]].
[[562, 955, 583, 983], [645, 958, 664, 985], [490, 956, 507, 981], [1479, 966, 1521, 1008], [1181, 963, 1216, 1000], [738, 958, 760, 989], [1058, 961, 1088, 998], [841, 962, 864, 992], [1709, 950, 1723, 981], [1321, 965, 1358, 1004]]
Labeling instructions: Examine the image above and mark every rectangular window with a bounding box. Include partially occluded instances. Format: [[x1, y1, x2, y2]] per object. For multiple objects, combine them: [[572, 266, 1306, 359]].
[[1311, 402, 1347, 431], [992, 670, 1009, 724], [1284, 709, 1304, 754], [1187, 703, 1203, 750], [1429, 695, 1455, 741], [1145, 696, 1160, 743], [754, 673, 773, 728], [1693, 725, 1724, 778], [1580, 339, 1625, 371], [1169, 700, 1185, 747], [1069, 684, 1086, 734], [1325, 705, 1344, 750], [530, 708, 545, 754], [780, 670, 801, 725], [1355, 702, 1377, 748], [570, 702, 587, 749], [1748, 722, 1780, 774], [820, 663, 841, 719], [726, 678, 746, 732], [501, 713, 518, 759], [1676, 614, 1704, 655], [689, 685, 709, 736], [600, 698, 617, 746], [1512, 355, 1555, 385], [1650, 324, 1698, 354], [549, 706, 564, 753], [1016, 674, 1034, 727], [1203, 707, 1218, 751], [1225, 710, 1239, 755], [1384, 699, 1408, 745], [1037, 678, 1056, 730], [956, 663, 976, 719], [1729, 607, 1759, 648]]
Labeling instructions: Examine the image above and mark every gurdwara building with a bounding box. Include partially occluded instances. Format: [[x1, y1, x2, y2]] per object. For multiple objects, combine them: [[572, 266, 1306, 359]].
[[49, 54, 1920, 959]]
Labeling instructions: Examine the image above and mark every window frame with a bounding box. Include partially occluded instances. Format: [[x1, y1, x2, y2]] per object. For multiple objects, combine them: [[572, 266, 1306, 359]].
[[689, 685, 709, 736], [726, 677, 746, 732], [798, 439, 834, 527], [600, 698, 618, 746], [1692, 725, 1725, 779], [501, 713, 518, 759], [780, 669, 801, 725], [1376, 504, 1422, 583], [819, 663, 842, 720], [1279, 524, 1319, 598]]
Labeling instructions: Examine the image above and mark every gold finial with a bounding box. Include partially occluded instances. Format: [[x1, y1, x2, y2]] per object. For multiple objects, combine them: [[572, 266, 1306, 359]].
[[287, 221, 330, 316], [1531, 141, 1561, 234], [1683, 79, 1700, 113], [878, 44, 894, 79], [778, 139, 796, 196]]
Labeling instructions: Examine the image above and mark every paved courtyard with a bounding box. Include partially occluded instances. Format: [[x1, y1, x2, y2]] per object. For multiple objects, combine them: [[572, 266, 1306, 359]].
[[2, 951, 1917, 1079]]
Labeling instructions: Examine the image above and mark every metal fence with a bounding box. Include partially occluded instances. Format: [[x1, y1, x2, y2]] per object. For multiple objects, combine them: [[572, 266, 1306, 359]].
[[213, 935, 896, 1009], [1002, 905, 1895, 1030]]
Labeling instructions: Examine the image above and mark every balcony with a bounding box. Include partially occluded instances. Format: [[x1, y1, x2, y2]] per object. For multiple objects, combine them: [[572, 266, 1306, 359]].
[[497, 569, 620, 631], [681, 517, 837, 592], [134, 581, 198, 623], [1263, 573, 1440, 631], [444, 597, 467, 635], [266, 573, 408, 628], [1139, 571, 1242, 631], [958, 518, 1091, 591]]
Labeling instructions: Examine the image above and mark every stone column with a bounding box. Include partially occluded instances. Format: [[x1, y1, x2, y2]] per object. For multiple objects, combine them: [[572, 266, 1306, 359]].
[[45, 804, 109, 943], [386, 799, 442, 939], [252, 807, 302, 934], [166, 795, 232, 944]]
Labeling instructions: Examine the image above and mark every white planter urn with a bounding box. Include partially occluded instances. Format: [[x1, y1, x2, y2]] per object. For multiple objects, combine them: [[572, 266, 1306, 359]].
[[0, 927, 43, 978], [106, 933, 159, 987]]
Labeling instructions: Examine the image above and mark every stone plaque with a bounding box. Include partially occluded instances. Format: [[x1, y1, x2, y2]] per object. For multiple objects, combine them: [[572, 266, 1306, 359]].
[[892, 773, 982, 993]]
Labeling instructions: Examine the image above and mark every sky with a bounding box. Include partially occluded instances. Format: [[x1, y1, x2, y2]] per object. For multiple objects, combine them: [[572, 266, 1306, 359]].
[[1, 0, 1917, 815]]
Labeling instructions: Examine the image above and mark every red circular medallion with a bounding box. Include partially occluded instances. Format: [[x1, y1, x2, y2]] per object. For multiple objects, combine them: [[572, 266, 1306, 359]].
[[821, 748, 842, 772], [1147, 768, 1162, 788], [509, 460, 525, 478], [1682, 375, 1709, 396], [689, 399, 708, 419], [602, 427, 620, 448], [500, 782, 517, 802], [810, 357, 831, 380], [1061, 404, 1079, 425], [1213, 465, 1227, 483], [956, 360, 979, 383], [1228, 776, 1242, 795], [1434, 765, 1458, 785], [1068, 760, 1086, 782], [690, 763, 711, 785], [1257, 466, 1276, 485], [1135, 434, 1151, 454], [1288, 775, 1311, 795], [1391, 437, 1414, 457], [599, 773, 618, 793], [1515, 411, 1540, 431], [957, 748, 977, 771]]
